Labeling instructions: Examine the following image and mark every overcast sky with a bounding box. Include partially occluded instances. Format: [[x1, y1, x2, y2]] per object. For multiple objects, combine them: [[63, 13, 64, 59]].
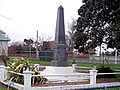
[[0, 0, 82, 43]]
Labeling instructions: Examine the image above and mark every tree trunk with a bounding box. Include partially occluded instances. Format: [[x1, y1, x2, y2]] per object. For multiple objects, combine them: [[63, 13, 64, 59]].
[[99, 45, 101, 62], [29, 45, 31, 58]]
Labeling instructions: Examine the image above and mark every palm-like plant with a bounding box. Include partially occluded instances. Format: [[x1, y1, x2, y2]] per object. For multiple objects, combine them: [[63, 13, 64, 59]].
[[6, 58, 48, 85]]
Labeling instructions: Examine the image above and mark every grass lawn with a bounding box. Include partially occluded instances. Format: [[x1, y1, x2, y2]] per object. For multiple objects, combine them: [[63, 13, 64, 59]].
[[0, 86, 6, 90], [9, 57, 51, 66], [29, 59, 51, 66], [69, 61, 120, 70], [9, 57, 120, 70], [68, 58, 120, 63]]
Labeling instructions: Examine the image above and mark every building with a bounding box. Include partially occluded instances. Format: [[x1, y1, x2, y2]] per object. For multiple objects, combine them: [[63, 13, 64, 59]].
[[0, 30, 10, 56], [42, 41, 54, 51]]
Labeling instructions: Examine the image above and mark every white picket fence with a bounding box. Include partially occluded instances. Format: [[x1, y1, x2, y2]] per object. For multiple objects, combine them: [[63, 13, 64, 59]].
[[0, 65, 120, 90]]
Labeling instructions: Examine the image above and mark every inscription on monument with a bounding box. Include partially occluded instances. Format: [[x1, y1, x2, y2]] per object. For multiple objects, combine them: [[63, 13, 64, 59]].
[[57, 49, 66, 60]]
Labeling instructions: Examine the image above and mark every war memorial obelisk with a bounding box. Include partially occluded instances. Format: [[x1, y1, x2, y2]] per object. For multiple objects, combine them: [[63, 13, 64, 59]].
[[41, 6, 89, 81], [41, 6, 74, 78], [51, 5, 68, 66]]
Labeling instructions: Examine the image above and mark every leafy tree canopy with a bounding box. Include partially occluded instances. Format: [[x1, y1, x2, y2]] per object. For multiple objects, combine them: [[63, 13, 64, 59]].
[[24, 39, 34, 46], [74, 0, 120, 53]]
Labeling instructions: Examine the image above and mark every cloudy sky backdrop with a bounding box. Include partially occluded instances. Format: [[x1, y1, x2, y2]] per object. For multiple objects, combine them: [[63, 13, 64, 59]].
[[0, 0, 82, 42]]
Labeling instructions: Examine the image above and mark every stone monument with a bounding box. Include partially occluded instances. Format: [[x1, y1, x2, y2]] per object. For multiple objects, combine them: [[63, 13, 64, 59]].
[[51, 5, 68, 66], [40, 6, 87, 82]]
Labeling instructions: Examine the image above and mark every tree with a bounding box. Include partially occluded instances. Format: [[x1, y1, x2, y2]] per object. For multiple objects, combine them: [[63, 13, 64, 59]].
[[74, 0, 120, 54], [66, 18, 76, 52], [73, 30, 89, 53], [8, 41, 25, 56], [24, 39, 34, 57], [38, 35, 52, 51], [24, 39, 34, 46], [106, 18, 120, 49]]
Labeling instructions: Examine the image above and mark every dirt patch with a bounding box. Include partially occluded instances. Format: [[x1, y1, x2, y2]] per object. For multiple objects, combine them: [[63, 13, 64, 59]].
[[0, 82, 18, 90], [32, 81, 89, 87], [96, 78, 120, 83], [33, 78, 120, 87]]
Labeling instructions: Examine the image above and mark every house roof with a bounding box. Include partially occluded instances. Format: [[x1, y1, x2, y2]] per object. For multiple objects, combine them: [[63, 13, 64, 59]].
[[0, 34, 10, 41], [49, 41, 54, 49]]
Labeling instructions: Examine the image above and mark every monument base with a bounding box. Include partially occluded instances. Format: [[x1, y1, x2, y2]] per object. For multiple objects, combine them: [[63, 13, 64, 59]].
[[41, 66, 74, 75], [40, 66, 89, 82], [51, 60, 68, 66]]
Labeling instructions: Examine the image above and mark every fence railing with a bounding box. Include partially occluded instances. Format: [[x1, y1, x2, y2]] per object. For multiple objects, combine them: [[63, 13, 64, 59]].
[[1, 65, 120, 90]]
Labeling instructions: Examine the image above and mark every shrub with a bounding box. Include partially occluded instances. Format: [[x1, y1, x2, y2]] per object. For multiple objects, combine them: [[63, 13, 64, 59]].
[[6, 57, 48, 85], [97, 65, 116, 78]]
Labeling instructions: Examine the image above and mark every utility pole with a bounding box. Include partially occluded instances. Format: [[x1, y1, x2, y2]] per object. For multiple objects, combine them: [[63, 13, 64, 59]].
[[36, 30, 39, 59]]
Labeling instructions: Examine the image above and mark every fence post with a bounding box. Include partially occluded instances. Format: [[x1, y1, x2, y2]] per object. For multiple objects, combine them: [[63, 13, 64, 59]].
[[72, 64, 77, 72], [103, 86, 107, 90], [89, 69, 98, 85], [4, 66, 9, 80], [0, 65, 5, 81], [23, 70, 32, 90]]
